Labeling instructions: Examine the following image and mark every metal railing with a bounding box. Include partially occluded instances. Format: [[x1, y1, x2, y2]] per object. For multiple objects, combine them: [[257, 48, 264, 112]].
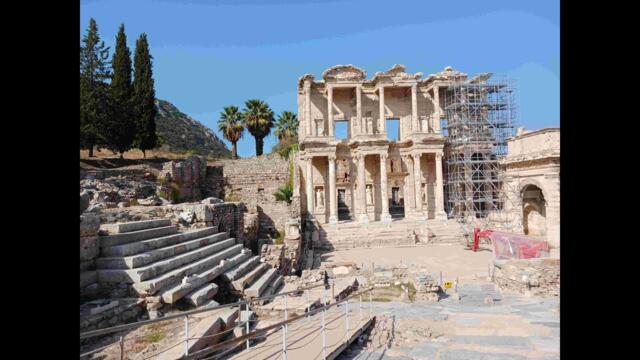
[[79, 281, 375, 360]]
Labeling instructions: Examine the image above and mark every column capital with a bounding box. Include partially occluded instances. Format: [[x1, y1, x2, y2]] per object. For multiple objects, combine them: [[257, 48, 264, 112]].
[[412, 152, 422, 160], [380, 153, 388, 161], [328, 154, 336, 162], [435, 151, 443, 159]]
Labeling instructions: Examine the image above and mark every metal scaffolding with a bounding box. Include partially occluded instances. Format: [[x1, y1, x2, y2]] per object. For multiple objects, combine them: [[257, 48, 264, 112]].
[[441, 74, 520, 232]]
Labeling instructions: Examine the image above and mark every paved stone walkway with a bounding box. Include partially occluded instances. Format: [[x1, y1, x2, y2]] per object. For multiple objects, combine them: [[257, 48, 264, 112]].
[[339, 283, 559, 360]]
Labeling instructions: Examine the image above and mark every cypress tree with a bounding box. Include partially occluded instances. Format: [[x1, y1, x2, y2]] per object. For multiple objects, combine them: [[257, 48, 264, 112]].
[[106, 24, 136, 159], [80, 18, 111, 157], [133, 33, 157, 157]]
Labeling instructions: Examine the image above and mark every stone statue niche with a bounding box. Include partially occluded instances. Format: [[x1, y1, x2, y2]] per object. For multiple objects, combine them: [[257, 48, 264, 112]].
[[315, 186, 324, 209], [338, 159, 350, 183], [421, 183, 428, 204], [366, 184, 374, 205]]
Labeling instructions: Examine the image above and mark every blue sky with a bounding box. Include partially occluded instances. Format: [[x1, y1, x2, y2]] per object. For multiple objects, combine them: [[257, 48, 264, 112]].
[[81, 0, 559, 158]]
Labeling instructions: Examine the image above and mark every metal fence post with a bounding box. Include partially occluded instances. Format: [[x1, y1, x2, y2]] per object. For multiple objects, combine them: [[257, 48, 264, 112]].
[[321, 303, 327, 360], [440, 271, 443, 287], [284, 294, 289, 334], [369, 290, 372, 316], [306, 290, 310, 322], [119, 336, 124, 360], [184, 315, 189, 356], [246, 302, 250, 350], [345, 299, 349, 343], [281, 325, 287, 360], [359, 295, 362, 320]]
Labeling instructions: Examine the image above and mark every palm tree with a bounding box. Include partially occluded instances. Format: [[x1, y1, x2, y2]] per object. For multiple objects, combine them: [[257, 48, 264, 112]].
[[218, 105, 244, 159], [274, 111, 298, 143], [242, 99, 274, 156]]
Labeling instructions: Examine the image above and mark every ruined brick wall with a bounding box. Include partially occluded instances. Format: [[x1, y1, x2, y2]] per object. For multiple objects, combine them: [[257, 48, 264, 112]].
[[218, 153, 292, 239], [202, 165, 224, 199], [158, 156, 207, 202], [492, 258, 559, 297]]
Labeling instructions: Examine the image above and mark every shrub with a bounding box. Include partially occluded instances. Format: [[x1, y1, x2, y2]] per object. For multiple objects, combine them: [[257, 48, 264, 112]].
[[274, 229, 284, 245]]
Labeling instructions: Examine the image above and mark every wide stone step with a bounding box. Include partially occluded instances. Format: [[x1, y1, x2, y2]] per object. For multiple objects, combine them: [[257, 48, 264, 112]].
[[101, 227, 218, 257], [100, 219, 171, 234], [255, 275, 284, 305], [131, 238, 237, 282], [96, 232, 229, 269], [99, 226, 178, 248], [98, 239, 238, 284], [232, 262, 268, 291], [132, 243, 244, 295], [160, 250, 252, 304], [185, 283, 219, 307], [245, 268, 278, 298], [222, 256, 261, 282]]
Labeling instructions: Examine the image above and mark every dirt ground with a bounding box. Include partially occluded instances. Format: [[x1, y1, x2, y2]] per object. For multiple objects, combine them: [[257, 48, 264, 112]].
[[320, 244, 496, 283]]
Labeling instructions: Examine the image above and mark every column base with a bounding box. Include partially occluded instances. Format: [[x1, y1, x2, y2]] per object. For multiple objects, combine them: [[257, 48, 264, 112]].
[[329, 215, 338, 225], [358, 214, 370, 225], [381, 213, 392, 225], [435, 211, 447, 221]]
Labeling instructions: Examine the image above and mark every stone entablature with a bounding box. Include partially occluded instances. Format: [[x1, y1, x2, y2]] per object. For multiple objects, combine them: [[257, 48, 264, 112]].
[[503, 128, 560, 165]]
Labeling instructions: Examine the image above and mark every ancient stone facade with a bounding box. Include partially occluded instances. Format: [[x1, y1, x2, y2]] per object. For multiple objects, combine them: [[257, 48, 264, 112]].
[[500, 128, 560, 248], [297, 64, 453, 225]]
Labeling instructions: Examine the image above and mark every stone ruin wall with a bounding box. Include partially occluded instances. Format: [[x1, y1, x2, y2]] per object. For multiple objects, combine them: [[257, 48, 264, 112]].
[[491, 258, 559, 297], [215, 153, 294, 241]]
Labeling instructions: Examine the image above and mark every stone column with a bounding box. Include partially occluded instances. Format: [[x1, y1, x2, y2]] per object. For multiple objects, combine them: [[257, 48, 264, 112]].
[[305, 156, 314, 218], [403, 155, 415, 210], [434, 151, 447, 220], [304, 80, 312, 136], [357, 153, 369, 224], [328, 155, 338, 225], [411, 84, 419, 132], [327, 85, 334, 137], [433, 85, 441, 133], [380, 153, 391, 224], [356, 85, 362, 134], [413, 153, 423, 214], [379, 86, 386, 134]]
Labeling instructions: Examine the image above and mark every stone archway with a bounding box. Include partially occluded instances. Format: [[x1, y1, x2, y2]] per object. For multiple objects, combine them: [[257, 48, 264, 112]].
[[521, 184, 546, 238]]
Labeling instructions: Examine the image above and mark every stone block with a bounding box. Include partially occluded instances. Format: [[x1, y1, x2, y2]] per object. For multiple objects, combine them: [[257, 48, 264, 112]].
[[80, 214, 100, 237], [80, 236, 99, 261]]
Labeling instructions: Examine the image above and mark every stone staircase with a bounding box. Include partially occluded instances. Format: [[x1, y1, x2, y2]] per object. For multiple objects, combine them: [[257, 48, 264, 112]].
[[95, 219, 284, 309], [316, 218, 467, 251]]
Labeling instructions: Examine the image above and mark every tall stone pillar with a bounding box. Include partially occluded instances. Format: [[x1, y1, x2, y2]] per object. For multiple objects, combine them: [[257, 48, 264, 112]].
[[413, 153, 423, 214], [434, 151, 447, 220], [411, 84, 419, 132], [433, 85, 441, 133], [380, 153, 391, 224], [403, 155, 415, 210], [327, 85, 334, 137], [357, 153, 369, 224], [379, 86, 386, 134], [328, 155, 338, 225], [304, 80, 312, 136], [305, 156, 314, 218], [356, 85, 362, 134]]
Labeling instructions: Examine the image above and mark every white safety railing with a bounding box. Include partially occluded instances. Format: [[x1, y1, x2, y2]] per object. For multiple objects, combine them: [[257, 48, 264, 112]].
[[79, 281, 376, 360]]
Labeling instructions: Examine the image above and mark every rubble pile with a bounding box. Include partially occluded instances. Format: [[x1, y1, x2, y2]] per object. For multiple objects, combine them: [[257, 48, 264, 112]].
[[80, 174, 165, 213]]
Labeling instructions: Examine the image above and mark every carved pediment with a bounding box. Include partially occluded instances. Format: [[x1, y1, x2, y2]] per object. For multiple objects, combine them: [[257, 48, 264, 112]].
[[297, 73, 315, 89], [433, 66, 467, 81], [322, 64, 366, 82], [373, 64, 423, 84]]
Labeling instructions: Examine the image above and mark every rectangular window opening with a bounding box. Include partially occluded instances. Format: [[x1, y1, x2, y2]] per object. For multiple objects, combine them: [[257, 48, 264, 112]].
[[335, 120, 349, 140], [386, 119, 400, 141]]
